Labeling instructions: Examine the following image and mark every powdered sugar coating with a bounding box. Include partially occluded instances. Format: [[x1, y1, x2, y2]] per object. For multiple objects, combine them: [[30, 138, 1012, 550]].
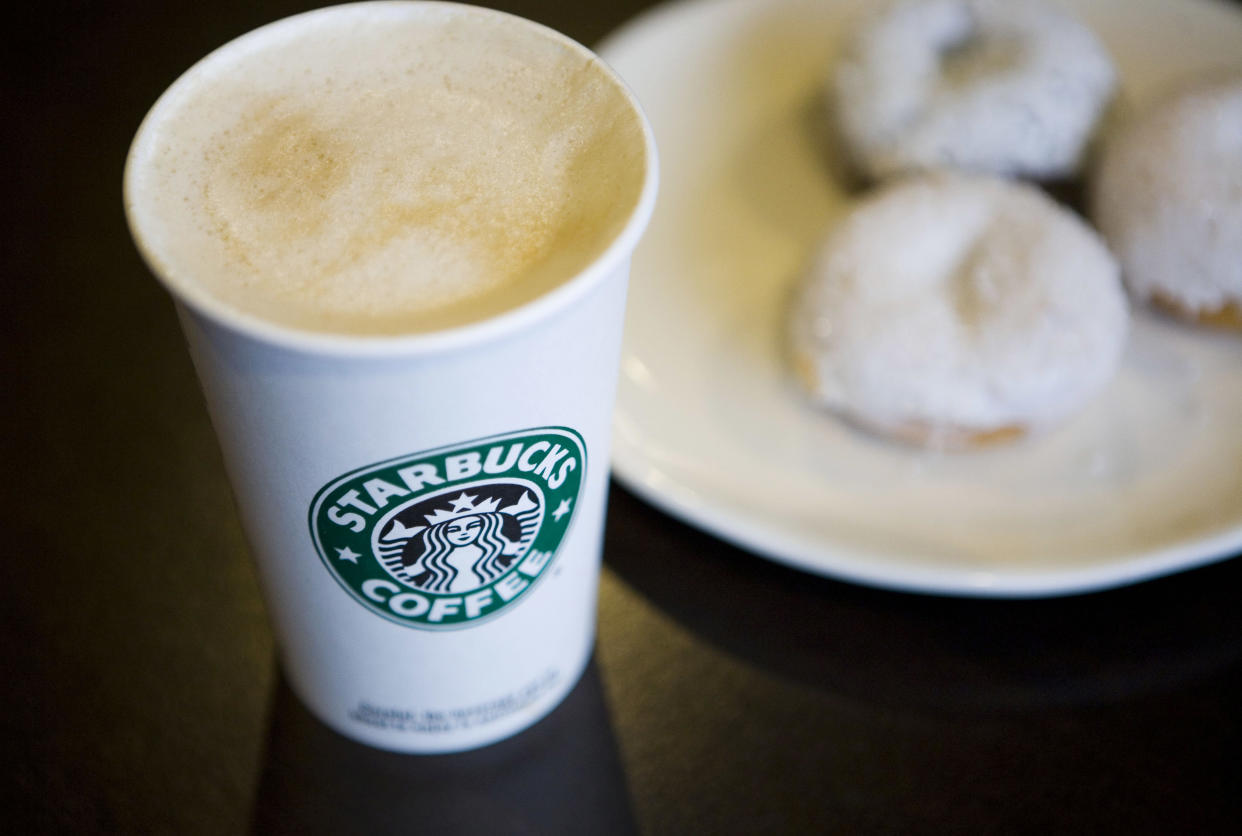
[[789, 174, 1128, 443], [833, 0, 1116, 182], [1092, 76, 1242, 320]]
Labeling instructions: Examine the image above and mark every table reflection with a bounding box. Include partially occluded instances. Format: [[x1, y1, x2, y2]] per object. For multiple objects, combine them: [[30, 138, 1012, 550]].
[[250, 658, 637, 835]]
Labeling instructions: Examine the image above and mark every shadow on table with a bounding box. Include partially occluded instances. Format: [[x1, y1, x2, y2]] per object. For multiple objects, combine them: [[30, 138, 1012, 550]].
[[249, 657, 637, 836], [604, 482, 1242, 712]]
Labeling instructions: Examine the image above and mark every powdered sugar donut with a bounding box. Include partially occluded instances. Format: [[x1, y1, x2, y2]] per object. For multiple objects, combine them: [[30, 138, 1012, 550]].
[[833, 0, 1116, 182], [789, 174, 1128, 448], [1092, 76, 1242, 329]]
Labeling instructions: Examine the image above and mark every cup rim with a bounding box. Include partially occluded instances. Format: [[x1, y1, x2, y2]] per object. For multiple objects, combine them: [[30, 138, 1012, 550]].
[[123, 0, 659, 357]]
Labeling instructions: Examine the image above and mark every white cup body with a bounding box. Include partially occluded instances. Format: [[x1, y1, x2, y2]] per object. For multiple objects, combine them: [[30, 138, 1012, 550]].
[[177, 255, 630, 752]]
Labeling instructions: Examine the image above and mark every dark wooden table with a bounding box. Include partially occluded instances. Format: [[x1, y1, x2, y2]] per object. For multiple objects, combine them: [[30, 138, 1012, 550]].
[[7, 1, 1242, 833]]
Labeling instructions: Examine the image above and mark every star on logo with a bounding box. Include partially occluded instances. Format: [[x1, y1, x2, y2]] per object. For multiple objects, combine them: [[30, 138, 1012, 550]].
[[552, 499, 572, 522], [335, 546, 361, 563], [449, 493, 479, 512]]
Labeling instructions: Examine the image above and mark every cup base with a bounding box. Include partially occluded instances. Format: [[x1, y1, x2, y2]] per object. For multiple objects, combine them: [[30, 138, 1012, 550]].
[[278, 634, 596, 754]]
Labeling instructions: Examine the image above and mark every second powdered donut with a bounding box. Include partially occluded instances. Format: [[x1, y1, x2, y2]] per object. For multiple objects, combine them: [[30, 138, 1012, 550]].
[[789, 174, 1128, 449]]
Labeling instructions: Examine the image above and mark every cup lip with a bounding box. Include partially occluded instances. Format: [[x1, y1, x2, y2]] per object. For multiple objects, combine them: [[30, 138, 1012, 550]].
[[123, 0, 659, 358]]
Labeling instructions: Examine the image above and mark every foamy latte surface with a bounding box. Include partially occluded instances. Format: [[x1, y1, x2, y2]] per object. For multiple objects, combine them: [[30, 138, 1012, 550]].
[[126, 3, 648, 336]]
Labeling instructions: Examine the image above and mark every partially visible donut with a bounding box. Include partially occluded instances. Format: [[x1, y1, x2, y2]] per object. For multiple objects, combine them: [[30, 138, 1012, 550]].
[[832, 0, 1116, 182], [1092, 76, 1242, 330], [788, 174, 1128, 449]]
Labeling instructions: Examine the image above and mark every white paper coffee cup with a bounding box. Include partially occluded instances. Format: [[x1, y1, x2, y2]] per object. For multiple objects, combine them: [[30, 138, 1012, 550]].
[[124, 2, 657, 753]]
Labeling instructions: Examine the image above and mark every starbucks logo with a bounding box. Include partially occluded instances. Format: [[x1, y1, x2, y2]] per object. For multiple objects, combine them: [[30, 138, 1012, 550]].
[[309, 428, 585, 629]]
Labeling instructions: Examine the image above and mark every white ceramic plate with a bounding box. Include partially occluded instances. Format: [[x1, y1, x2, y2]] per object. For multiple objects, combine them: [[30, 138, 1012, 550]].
[[601, 0, 1242, 597]]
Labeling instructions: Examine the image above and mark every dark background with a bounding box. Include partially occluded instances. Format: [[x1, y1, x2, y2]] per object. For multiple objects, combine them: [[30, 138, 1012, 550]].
[[6, 1, 1242, 833]]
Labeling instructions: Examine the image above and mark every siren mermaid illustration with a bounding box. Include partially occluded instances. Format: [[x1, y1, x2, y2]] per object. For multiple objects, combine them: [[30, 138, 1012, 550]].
[[374, 488, 542, 594]]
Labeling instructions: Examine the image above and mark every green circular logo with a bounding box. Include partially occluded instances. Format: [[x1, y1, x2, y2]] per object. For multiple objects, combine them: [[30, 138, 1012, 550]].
[[309, 427, 586, 630]]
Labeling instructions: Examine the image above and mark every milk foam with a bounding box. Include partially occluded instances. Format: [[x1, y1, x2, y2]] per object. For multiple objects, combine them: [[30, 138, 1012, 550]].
[[126, 3, 648, 335]]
